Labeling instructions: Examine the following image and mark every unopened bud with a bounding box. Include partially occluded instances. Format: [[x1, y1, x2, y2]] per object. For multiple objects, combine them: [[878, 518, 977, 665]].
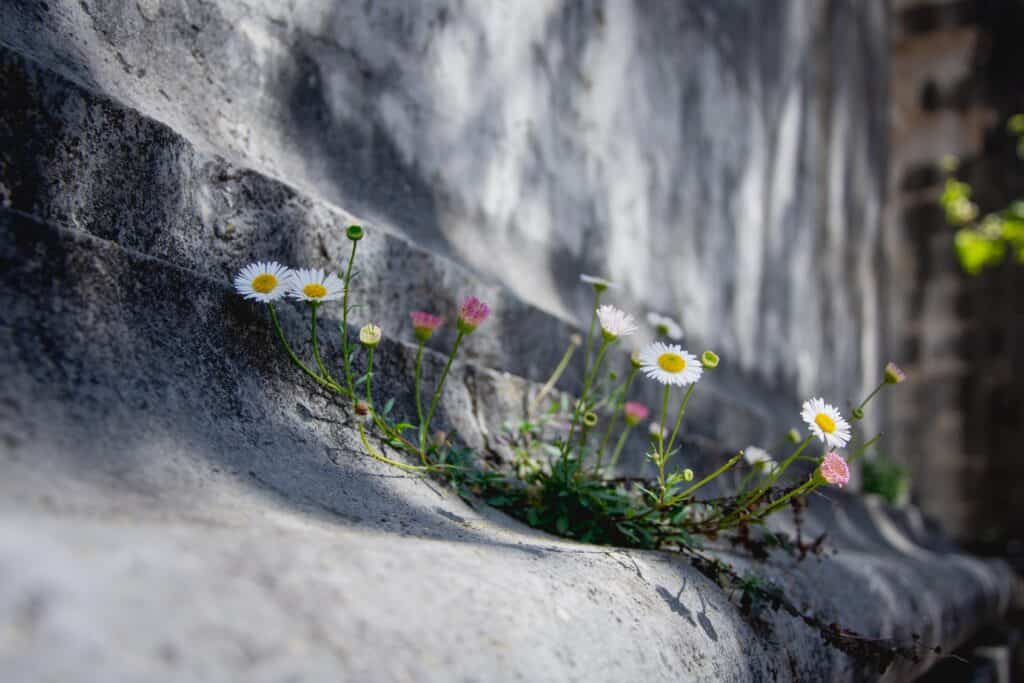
[[346, 224, 365, 241], [682, 468, 694, 482], [582, 411, 598, 428], [701, 350, 719, 369], [786, 428, 801, 444]]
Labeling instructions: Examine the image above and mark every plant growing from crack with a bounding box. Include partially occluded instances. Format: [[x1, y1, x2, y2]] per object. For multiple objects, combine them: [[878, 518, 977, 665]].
[[233, 225, 924, 671]]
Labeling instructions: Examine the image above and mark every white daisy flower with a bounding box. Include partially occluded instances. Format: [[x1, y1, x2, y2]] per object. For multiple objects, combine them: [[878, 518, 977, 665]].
[[580, 274, 618, 291], [637, 342, 702, 386], [233, 261, 293, 303], [646, 312, 683, 340], [743, 446, 778, 473], [289, 268, 345, 303], [596, 305, 638, 340], [800, 397, 852, 449]]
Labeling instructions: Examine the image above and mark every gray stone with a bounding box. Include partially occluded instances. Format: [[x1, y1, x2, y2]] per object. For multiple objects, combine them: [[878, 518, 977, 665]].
[[0, 2, 1017, 681]]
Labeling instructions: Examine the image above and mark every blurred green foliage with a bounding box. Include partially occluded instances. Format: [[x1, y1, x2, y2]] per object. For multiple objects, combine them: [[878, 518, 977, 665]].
[[861, 453, 909, 506], [941, 115, 1024, 274]]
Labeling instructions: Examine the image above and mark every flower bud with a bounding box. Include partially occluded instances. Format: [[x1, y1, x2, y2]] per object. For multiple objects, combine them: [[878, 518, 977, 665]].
[[582, 411, 598, 428], [701, 350, 719, 369], [682, 468, 695, 482], [851, 407, 865, 421], [884, 362, 906, 385], [786, 428, 801, 444], [346, 224, 365, 241], [359, 323, 382, 347]]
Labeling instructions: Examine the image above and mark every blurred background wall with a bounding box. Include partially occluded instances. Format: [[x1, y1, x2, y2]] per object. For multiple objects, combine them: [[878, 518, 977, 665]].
[[887, 0, 1024, 551]]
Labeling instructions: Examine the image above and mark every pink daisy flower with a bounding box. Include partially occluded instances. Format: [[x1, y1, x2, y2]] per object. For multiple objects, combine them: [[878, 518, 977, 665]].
[[410, 311, 444, 342], [457, 296, 491, 334], [817, 451, 850, 488], [623, 402, 650, 427]]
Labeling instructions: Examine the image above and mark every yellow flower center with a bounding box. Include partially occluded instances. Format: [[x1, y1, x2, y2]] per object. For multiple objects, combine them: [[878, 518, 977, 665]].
[[814, 413, 836, 434], [657, 352, 686, 373], [251, 273, 277, 294], [303, 283, 328, 299]]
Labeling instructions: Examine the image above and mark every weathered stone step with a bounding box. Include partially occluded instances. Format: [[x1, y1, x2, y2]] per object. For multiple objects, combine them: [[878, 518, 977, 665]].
[[0, 204, 1016, 682]]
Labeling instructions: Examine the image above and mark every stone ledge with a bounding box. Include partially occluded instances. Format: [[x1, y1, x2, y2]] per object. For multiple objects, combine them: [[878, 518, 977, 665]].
[[0, 43, 793, 451], [0, 208, 1017, 681]]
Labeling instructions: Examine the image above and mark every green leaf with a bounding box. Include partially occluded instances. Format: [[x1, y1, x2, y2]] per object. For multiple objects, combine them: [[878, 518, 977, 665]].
[[555, 515, 570, 535], [382, 398, 395, 416]]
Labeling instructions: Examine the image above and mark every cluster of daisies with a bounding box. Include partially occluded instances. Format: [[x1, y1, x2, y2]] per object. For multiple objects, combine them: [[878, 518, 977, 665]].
[[233, 248, 905, 499], [235, 262, 345, 304], [577, 273, 906, 491]]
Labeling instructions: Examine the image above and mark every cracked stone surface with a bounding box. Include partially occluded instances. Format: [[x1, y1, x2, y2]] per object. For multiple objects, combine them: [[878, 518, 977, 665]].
[[0, 2, 1018, 681]]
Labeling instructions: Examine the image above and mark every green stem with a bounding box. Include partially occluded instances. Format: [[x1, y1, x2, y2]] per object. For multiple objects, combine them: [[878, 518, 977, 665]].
[[268, 304, 343, 393], [846, 433, 881, 465], [753, 478, 814, 521], [727, 435, 813, 524], [581, 290, 603, 378], [596, 368, 638, 465], [607, 426, 634, 470], [656, 384, 671, 502], [356, 422, 431, 473], [423, 332, 465, 451], [575, 340, 611, 459], [669, 453, 743, 504], [529, 336, 581, 416], [310, 302, 340, 389], [365, 347, 374, 408], [857, 380, 886, 412], [340, 240, 359, 395], [414, 341, 426, 453], [664, 383, 697, 461]]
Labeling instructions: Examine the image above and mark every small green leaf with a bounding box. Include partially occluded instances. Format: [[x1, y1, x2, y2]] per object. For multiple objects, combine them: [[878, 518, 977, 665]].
[[382, 398, 395, 415]]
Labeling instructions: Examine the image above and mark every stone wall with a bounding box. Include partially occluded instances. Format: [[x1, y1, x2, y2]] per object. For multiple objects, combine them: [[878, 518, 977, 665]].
[[0, 0, 891, 443], [0, 1, 1018, 680]]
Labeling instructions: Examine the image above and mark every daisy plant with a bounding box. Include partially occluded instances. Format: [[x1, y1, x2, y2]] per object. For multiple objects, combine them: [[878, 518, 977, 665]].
[[231, 225, 491, 473], [234, 249, 922, 669]]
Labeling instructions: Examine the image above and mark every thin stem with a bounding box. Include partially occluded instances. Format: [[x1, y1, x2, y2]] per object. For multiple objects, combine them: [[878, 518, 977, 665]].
[[423, 332, 465, 449], [846, 433, 882, 465], [414, 341, 427, 454], [268, 304, 343, 393], [372, 412, 425, 458], [753, 478, 815, 521], [596, 367, 638, 465], [560, 336, 610, 473], [310, 302, 339, 387], [581, 290, 603, 378], [340, 240, 359, 395], [731, 435, 814, 519], [857, 380, 886, 412], [669, 453, 743, 504], [656, 384, 670, 502], [608, 426, 633, 469], [529, 336, 581, 416], [364, 347, 374, 407], [356, 422, 431, 473], [664, 383, 697, 461], [575, 340, 611, 459]]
